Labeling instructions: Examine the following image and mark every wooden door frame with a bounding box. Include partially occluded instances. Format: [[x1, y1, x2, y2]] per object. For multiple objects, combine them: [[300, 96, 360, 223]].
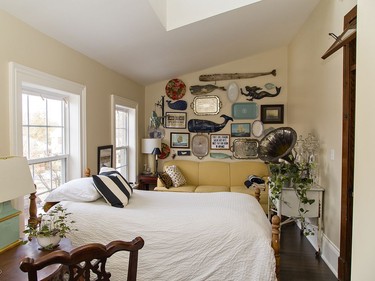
[[338, 6, 357, 281]]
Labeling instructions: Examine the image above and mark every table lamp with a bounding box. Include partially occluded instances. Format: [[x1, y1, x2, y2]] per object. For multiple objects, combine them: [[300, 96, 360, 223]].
[[141, 138, 161, 174], [151, 147, 162, 175], [0, 156, 35, 253]]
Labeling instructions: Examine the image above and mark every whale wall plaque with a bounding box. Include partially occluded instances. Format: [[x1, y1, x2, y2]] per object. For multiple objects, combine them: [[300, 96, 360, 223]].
[[166, 100, 187, 110], [188, 114, 233, 133]]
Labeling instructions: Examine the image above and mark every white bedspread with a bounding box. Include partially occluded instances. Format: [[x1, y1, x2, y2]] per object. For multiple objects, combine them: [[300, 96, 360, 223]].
[[61, 190, 276, 281]]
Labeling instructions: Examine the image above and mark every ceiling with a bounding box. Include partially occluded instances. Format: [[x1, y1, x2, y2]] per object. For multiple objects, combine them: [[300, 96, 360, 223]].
[[0, 0, 320, 86]]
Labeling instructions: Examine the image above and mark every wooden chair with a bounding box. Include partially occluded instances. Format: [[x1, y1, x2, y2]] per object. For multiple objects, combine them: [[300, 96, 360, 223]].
[[20, 237, 145, 281]]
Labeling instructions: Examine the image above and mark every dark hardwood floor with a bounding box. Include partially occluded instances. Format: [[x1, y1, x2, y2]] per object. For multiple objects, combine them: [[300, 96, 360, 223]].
[[280, 222, 337, 281]]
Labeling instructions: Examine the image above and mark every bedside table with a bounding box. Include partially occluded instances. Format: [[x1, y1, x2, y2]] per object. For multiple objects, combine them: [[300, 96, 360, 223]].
[[0, 238, 72, 281], [138, 174, 158, 190]]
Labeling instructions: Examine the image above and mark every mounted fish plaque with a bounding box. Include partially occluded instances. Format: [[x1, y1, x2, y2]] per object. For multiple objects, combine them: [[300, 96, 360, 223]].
[[189, 84, 226, 95], [232, 139, 259, 159], [190, 95, 222, 115]]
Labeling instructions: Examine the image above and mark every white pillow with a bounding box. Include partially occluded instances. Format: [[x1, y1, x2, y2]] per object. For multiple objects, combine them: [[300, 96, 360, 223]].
[[45, 177, 101, 202], [99, 167, 116, 173], [165, 165, 186, 187]]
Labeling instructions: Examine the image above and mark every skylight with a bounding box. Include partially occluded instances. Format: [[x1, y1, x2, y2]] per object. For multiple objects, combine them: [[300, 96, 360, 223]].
[[148, 0, 262, 31]]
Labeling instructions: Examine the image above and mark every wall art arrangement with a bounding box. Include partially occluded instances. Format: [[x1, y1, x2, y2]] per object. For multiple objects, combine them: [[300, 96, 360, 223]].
[[149, 70, 285, 160]]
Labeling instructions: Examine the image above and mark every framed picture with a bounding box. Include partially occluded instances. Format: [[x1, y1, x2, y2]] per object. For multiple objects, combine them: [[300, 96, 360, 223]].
[[261, 104, 284, 124], [170, 132, 190, 148], [231, 123, 251, 137], [210, 134, 230, 150], [165, 112, 187, 129], [97, 145, 113, 173]]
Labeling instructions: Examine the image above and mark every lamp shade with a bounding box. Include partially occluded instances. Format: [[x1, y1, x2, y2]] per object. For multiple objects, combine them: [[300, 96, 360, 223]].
[[152, 148, 162, 155], [142, 138, 161, 154], [0, 156, 35, 202]]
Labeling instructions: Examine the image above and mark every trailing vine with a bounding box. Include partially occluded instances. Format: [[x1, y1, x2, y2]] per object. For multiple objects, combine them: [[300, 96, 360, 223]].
[[269, 158, 315, 236]]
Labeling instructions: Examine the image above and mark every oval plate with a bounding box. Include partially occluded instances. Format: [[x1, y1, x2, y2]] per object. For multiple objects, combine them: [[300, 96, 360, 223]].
[[252, 120, 264, 138], [227, 82, 239, 103], [165, 79, 186, 100]]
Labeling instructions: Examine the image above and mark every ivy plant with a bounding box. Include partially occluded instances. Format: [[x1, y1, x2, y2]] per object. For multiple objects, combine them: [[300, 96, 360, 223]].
[[269, 157, 315, 236], [24, 204, 77, 240]]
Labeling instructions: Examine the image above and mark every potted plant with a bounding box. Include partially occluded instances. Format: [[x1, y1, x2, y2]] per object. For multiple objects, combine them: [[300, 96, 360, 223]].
[[24, 204, 77, 250], [268, 157, 315, 236]]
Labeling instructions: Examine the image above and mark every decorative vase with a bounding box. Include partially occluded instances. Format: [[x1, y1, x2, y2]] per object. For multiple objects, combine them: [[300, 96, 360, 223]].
[[37, 235, 61, 250]]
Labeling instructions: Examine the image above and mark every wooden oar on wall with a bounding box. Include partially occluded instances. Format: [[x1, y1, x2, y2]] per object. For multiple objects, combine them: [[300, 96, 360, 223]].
[[199, 69, 276, 82]]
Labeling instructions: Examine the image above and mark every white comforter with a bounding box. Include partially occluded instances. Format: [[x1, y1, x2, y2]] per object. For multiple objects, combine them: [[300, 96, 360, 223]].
[[61, 190, 276, 281]]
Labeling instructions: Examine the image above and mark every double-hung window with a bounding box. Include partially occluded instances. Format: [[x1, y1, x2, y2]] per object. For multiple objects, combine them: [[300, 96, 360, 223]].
[[111, 95, 137, 183], [22, 90, 68, 202], [115, 105, 129, 178], [10, 63, 86, 209]]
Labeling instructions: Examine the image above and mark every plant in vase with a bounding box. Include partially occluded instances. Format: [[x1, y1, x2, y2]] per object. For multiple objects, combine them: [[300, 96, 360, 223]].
[[24, 204, 77, 250], [269, 156, 315, 236]]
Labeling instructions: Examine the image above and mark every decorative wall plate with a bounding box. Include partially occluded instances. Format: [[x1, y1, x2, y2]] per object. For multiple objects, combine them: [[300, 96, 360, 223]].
[[232, 102, 258, 119], [252, 120, 264, 138], [159, 143, 170, 159], [232, 139, 259, 159], [165, 79, 186, 100], [191, 134, 209, 159], [227, 82, 239, 103], [190, 95, 222, 115]]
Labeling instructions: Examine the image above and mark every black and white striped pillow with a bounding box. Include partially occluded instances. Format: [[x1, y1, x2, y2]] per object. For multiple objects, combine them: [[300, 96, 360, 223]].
[[93, 171, 133, 208]]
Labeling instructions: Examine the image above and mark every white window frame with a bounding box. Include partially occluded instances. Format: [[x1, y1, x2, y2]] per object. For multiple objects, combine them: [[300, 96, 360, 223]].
[[9, 63, 87, 180], [111, 95, 138, 183], [22, 90, 69, 195]]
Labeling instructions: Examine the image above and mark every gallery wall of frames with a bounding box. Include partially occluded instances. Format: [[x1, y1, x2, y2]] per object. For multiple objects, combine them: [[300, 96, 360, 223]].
[[145, 68, 286, 162]]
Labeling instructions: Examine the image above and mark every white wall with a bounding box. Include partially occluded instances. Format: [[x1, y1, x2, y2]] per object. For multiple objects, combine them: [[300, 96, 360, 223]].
[[0, 10, 145, 173], [352, 0, 375, 279], [145, 47, 288, 165], [288, 0, 356, 273]]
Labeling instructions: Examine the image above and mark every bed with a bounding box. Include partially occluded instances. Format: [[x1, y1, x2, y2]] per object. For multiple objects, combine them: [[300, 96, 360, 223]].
[[28, 171, 280, 281]]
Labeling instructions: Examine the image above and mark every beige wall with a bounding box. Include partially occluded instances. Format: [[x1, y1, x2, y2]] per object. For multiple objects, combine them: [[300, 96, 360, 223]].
[[288, 0, 356, 253], [145, 47, 288, 166], [352, 0, 375, 279], [0, 10, 145, 174]]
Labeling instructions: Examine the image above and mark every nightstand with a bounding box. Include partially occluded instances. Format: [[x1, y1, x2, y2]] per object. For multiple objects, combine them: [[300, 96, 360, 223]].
[[138, 174, 158, 190], [0, 238, 72, 281]]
